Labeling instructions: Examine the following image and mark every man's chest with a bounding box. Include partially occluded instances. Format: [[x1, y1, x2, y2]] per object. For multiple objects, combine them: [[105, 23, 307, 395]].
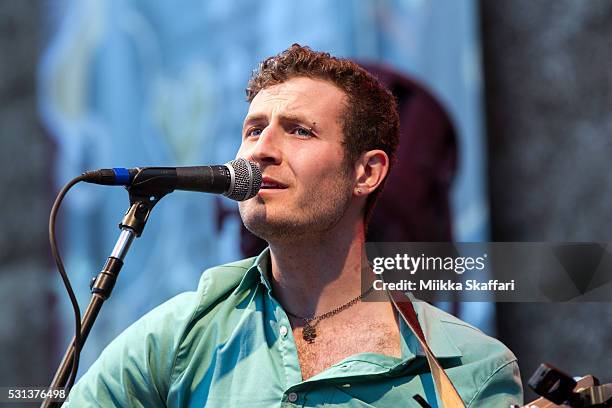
[[291, 320, 401, 380]]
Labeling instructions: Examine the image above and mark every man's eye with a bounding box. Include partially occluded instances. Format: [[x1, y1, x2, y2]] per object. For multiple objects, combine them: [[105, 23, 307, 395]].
[[293, 127, 313, 138], [246, 128, 262, 138]]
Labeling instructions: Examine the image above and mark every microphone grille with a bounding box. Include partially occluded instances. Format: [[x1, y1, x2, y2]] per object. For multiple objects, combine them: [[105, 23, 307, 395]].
[[225, 159, 262, 201]]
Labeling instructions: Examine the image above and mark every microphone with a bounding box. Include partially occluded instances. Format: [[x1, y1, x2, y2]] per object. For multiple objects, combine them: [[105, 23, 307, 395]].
[[81, 158, 262, 201]]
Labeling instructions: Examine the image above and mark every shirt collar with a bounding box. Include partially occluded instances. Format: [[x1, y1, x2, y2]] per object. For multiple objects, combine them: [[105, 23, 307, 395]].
[[235, 247, 273, 294], [402, 300, 463, 359]]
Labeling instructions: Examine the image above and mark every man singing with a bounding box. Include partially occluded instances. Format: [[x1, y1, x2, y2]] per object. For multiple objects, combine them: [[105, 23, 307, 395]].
[[65, 45, 523, 407]]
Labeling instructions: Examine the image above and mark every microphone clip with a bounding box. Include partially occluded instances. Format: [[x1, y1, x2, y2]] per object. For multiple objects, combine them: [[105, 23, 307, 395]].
[[120, 169, 176, 236]]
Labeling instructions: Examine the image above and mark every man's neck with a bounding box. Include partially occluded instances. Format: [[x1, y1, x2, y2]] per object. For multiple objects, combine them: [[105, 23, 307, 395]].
[[267, 219, 367, 318]]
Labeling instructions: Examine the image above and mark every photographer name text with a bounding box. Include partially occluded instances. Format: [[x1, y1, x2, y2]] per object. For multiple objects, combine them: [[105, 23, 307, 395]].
[[373, 279, 516, 291]]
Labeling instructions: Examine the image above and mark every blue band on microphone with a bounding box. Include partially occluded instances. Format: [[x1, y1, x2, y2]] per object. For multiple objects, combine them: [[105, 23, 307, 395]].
[[113, 168, 131, 185]]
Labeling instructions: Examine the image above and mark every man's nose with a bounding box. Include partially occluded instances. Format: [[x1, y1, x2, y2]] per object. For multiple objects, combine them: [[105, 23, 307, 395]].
[[249, 128, 283, 166]]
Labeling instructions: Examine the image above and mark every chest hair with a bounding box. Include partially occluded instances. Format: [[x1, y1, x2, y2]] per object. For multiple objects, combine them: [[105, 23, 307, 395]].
[[291, 319, 401, 380]]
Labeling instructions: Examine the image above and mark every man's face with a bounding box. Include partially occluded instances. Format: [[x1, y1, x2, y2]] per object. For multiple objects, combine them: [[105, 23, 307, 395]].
[[236, 77, 355, 241]]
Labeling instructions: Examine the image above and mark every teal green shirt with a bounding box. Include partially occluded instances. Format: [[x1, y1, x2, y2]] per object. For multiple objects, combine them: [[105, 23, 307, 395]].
[[65, 249, 523, 407]]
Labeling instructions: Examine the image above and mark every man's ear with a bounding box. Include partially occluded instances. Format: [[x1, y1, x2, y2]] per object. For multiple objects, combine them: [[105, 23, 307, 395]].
[[353, 150, 389, 196]]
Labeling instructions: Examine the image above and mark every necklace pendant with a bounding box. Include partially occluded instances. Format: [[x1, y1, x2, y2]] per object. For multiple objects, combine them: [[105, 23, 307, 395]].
[[302, 322, 317, 343]]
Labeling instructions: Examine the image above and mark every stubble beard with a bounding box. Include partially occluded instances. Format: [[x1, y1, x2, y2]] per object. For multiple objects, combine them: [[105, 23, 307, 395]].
[[238, 174, 354, 243]]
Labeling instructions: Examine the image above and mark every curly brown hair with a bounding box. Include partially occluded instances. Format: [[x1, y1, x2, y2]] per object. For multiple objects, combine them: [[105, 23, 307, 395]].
[[246, 44, 400, 221]]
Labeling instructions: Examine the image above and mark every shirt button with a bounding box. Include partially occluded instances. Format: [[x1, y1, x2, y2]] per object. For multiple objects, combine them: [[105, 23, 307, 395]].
[[279, 325, 288, 337], [287, 392, 298, 402]]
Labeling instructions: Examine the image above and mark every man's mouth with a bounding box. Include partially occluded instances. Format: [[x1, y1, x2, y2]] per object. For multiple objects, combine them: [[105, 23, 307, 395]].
[[260, 177, 288, 190]]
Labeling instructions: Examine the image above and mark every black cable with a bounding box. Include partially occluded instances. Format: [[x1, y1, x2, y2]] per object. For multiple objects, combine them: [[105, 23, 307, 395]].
[[49, 174, 87, 391], [412, 394, 432, 408]]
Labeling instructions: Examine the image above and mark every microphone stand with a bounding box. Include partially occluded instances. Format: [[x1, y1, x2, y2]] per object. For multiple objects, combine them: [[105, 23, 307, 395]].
[[42, 179, 174, 408]]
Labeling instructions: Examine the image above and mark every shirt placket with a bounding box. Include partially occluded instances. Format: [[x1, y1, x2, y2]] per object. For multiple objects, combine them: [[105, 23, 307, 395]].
[[265, 289, 397, 407], [260, 282, 306, 406]]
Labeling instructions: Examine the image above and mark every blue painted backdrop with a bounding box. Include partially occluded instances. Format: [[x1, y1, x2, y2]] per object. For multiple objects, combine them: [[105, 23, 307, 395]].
[[39, 0, 490, 373]]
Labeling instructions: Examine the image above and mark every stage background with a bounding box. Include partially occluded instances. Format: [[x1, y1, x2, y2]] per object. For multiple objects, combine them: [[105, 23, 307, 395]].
[[0, 0, 610, 402], [38, 0, 489, 377]]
